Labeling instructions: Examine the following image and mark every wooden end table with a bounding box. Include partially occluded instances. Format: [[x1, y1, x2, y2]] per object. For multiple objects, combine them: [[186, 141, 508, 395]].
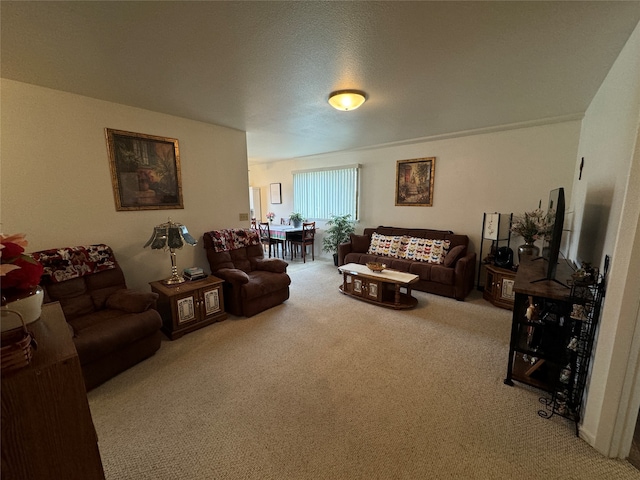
[[338, 263, 419, 309], [150, 275, 227, 340]]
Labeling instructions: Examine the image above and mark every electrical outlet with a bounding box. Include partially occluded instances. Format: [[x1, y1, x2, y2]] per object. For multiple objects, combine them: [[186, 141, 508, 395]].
[[239, 213, 249, 221]]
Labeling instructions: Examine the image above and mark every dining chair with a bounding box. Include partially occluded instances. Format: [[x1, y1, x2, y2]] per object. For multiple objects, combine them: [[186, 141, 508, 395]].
[[258, 222, 284, 258], [280, 217, 290, 225], [289, 222, 315, 262]]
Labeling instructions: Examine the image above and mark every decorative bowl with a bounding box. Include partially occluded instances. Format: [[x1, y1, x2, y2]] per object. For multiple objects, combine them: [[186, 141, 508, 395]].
[[366, 262, 386, 272]]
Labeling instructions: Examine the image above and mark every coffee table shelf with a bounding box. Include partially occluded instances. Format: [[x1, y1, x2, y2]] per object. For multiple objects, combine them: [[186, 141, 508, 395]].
[[338, 263, 419, 309]]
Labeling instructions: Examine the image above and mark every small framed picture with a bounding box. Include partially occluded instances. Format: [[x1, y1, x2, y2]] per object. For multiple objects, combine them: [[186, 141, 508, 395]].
[[270, 183, 282, 204]]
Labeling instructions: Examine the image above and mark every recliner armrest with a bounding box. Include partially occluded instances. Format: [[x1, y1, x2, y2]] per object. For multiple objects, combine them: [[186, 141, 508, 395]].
[[250, 257, 288, 273], [106, 289, 159, 313], [215, 268, 250, 284]]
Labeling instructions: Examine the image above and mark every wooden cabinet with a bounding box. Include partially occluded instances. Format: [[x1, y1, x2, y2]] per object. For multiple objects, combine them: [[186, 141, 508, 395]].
[[1, 302, 105, 480], [483, 264, 516, 309], [150, 275, 227, 340]]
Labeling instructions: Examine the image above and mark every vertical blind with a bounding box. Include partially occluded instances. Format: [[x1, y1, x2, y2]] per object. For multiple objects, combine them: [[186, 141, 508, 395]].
[[293, 165, 359, 220]]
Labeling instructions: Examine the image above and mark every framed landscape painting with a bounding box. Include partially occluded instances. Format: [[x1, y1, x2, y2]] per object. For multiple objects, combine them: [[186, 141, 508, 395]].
[[395, 157, 436, 207], [105, 128, 184, 211]]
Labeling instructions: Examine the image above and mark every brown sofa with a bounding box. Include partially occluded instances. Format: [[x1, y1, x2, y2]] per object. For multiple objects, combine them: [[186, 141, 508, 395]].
[[203, 228, 291, 317], [338, 226, 476, 300], [32, 244, 163, 390]]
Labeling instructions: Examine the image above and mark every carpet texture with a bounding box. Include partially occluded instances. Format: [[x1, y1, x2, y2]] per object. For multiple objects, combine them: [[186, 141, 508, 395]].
[[88, 259, 640, 479]]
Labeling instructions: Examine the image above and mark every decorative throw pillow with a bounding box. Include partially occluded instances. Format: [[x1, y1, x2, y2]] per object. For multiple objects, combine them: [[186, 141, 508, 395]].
[[426, 239, 451, 264], [367, 233, 405, 258], [350, 234, 371, 253], [444, 245, 466, 267], [402, 237, 451, 264]]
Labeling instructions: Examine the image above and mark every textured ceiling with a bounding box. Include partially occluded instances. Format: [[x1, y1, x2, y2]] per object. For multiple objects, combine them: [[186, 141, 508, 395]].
[[2, 2, 639, 163]]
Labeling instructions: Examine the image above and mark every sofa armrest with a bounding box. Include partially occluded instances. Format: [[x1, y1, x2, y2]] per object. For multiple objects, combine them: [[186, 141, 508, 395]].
[[250, 257, 288, 273], [453, 252, 477, 300], [106, 289, 159, 313], [215, 268, 250, 285], [338, 242, 352, 266]]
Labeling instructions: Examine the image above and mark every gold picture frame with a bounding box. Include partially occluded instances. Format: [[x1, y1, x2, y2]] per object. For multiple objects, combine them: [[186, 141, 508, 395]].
[[395, 157, 436, 207], [105, 128, 184, 211]]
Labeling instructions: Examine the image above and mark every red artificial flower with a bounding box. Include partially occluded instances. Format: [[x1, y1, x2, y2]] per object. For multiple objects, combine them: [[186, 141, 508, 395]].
[[0, 234, 44, 291]]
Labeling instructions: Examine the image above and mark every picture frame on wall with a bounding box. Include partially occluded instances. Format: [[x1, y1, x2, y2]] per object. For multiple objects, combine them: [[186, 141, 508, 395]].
[[395, 157, 436, 207], [270, 182, 282, 204], [105, 128, 184, 211]]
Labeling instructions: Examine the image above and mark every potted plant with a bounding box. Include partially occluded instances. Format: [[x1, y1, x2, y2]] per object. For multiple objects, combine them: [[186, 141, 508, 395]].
[[289, 212, 304, 228], [322, 214, 355, 266]]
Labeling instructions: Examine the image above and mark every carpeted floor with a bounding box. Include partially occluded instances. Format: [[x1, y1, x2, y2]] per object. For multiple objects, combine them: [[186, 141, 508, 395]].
[[88, 259, 640, 479]]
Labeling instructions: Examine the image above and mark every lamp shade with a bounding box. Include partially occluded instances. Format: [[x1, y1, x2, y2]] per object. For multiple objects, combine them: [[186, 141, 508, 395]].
[[144, 218, 196, 285], [328, 90, 367, 111], [144, 220, 196, 250]]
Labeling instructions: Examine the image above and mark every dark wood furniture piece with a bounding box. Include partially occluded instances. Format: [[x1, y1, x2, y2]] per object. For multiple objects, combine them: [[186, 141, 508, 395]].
[[289, 221, 316, 262], [1, 302, 106, 480], [483, 264, 516, 309], [151, 275, 227, 340], [504, 256, 604, 434], [258, 222, 285, 258], [338, 262, 419, 309]]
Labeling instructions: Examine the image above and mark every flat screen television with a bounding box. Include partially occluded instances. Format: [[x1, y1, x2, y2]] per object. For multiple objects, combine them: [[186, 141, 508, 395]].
[[532, 187, 567, 287]]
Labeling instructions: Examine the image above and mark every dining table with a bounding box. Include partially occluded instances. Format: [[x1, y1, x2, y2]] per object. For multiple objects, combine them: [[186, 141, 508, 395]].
[[267, 223, 303, 241], [264, 223, 317, 260]]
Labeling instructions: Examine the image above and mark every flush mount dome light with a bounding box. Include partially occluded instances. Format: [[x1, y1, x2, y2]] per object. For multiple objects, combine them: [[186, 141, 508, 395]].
[[328, 90, 367, 111]]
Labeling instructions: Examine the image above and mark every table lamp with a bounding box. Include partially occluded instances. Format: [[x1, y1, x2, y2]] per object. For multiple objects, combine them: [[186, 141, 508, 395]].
[[144, 218, 197, 285]]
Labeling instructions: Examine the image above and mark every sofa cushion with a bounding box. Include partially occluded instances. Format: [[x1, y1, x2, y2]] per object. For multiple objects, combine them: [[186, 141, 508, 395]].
[[444, 245, 466, 267], [44, 276, 96, 320], [368, 233, 405, 258], [408, 262, 433, 281], [350, 233, 371, 253], [386, 258, 413, 273], [241, 270, 291, 298], [70, 309, 162, 365]]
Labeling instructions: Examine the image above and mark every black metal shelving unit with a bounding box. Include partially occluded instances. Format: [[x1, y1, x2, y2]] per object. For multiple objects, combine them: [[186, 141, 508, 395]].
[[537, 274, 605, 435]]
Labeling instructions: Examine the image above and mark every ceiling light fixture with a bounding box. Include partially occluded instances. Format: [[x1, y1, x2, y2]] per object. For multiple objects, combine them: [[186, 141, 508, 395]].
[[328, 90, 367, 111]]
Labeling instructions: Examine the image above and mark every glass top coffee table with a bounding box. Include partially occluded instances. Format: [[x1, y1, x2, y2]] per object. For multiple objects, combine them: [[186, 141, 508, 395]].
[[338, 263, 419, 309]]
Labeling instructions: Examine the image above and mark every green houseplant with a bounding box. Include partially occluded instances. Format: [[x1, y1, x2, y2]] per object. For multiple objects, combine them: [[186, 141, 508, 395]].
[[322, 214, 355, 265], [289, 212, 304, 228]]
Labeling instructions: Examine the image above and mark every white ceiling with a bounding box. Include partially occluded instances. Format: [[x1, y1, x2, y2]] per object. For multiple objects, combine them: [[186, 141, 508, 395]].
[[2, 2, 639, 164]]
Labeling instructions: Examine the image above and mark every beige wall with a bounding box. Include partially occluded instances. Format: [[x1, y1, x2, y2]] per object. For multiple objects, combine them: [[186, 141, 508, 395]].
[[1, 79, 250, 291], [575, 21, 640, 456], [250, 121, 581, 260]]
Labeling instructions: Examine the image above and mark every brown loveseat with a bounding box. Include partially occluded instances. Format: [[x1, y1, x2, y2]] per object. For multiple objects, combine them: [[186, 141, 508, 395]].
[[203, 228, 291, 317], [338, 226, 476, 300], [32, 244, 163, 390]]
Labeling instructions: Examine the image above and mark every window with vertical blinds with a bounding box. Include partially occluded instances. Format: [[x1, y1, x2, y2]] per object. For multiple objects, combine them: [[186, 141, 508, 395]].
[[292, 165, 360, 220]]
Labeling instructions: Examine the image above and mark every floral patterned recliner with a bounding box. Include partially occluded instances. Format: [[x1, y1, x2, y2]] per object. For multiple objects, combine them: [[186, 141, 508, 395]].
[[203, 229, 291, 317]]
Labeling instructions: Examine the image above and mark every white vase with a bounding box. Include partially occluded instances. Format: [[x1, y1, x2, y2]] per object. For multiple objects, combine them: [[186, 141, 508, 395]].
[[1, 286, 44, 332]]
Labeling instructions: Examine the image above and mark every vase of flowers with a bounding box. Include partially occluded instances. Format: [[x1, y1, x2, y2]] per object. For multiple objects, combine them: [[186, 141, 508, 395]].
[[1, 234, 45, 332], [266, 212, 275, 223], [510, 209, 552, 261]]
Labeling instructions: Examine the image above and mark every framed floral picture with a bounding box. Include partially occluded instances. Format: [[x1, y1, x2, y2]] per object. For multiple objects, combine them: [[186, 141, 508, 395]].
[[395, 157, 436, 207], [105, 128, 184, 211]]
